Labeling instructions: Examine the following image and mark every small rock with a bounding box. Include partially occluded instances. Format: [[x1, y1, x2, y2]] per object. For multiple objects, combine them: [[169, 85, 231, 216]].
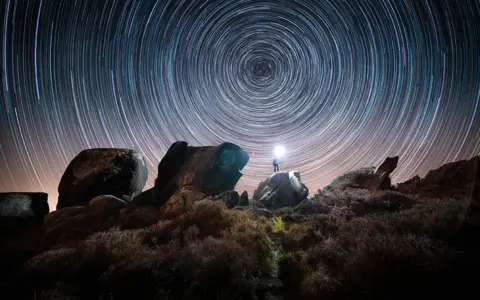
[[238, 191, 249, 206], [214, 191, 239, 208], [252, 208, 273, 218]]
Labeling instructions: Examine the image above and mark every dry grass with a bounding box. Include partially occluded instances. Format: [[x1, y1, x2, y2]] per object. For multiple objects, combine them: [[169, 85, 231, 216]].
[[2, 191, 479, 300]]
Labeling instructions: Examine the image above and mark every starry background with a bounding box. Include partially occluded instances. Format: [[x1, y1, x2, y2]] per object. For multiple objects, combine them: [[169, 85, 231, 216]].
[[1, 0, 480, 209]]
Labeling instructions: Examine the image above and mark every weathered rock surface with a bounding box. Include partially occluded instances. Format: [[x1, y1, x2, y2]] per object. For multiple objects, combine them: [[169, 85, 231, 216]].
[[365, 156, 399, 191], [159, 186, 206, 219], [0, 192, 49, 219], [151, 141, 249, 206], [398, 156, 479, 199], [57, 148, 148, 210], [252, 171, 309, 209]]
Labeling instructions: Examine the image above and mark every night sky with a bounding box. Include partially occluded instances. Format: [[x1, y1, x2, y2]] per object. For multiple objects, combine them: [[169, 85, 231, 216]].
[[1, 0, 479, 209]]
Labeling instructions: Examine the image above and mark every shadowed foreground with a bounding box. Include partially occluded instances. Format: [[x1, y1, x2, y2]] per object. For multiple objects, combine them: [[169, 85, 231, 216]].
[[0, 145, 479, 300]]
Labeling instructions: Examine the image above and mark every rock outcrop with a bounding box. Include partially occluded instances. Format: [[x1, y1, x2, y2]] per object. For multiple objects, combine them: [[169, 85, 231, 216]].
[[252, 171, 309, 209], [158, 186, 206, 219], [365, 156, 399, 191], [151, 141, 249, 206], [131, 188, 154, 206], [57, 148, 148, 210], [239, 191, 249, 206], [398, 156, 479, 199]]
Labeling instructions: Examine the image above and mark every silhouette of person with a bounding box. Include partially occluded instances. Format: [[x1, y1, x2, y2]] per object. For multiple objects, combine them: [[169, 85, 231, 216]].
[[273, 157, 279, 172]]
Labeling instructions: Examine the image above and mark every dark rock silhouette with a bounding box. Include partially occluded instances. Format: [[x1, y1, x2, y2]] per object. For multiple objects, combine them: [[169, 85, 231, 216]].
[[398, 155, 479, 199], [131, 187, 154, 205], [365, 156, 399, 191], [0, 192, 49, 219], [375, 156, 399, 175], [57, 148, 148, 210], [252, 171, 309, 209], [238, 191, 249, 206], [214, 190, 239, 208], [151, 141, 249, 206]]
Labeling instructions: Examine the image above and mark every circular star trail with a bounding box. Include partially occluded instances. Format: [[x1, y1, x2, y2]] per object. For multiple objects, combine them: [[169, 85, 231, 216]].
[[1, 0, 480, 208]]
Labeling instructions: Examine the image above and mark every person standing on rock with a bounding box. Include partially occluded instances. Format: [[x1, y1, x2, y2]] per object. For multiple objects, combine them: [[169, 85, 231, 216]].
[[273, 157, 279, 172]]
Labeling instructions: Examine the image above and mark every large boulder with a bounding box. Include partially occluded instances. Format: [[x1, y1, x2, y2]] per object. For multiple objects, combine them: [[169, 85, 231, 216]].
[[151, 141, 249, 206], [131, 188, 154, 205], [0, 193, 49, 219], [57, 148, 148, 210], [252, 171, 309, 209]]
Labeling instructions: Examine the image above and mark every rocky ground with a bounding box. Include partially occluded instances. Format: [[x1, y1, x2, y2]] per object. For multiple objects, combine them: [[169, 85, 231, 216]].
[[0, 142, 479, 300]]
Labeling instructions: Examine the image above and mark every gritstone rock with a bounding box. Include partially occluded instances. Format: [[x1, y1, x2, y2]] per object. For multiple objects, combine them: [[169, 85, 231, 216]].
[[57, 148, 148, 210], [252, 171, 309, 209], [397, 155, 479, 199], [151, 141, 249, 206], [131, 188, 154, 206], [365, 156, 399, 191]]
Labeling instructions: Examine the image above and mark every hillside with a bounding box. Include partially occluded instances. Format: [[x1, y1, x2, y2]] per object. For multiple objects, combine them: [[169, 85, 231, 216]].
[[0, 142, 479, 300]]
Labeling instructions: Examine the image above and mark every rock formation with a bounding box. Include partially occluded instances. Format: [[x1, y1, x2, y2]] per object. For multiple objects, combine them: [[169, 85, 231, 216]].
[[238, 191, 249, 206], [57, 148, 148, 210], [252, 171, 309, 209], [131, 188, 154, 205], [158, 186, 206, 218], [365, 156, 399, 191], [150, 141, 249, 206], [398, 155, 479, 199]]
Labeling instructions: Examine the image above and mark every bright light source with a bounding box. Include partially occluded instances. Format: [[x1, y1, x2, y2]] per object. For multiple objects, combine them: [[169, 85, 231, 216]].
[[274, 145, 285, 157]]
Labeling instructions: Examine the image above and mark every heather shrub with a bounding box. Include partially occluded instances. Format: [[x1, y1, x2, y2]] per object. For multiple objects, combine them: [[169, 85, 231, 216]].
[[10, 201, 275, 300], [312, 189, 416, 216]]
